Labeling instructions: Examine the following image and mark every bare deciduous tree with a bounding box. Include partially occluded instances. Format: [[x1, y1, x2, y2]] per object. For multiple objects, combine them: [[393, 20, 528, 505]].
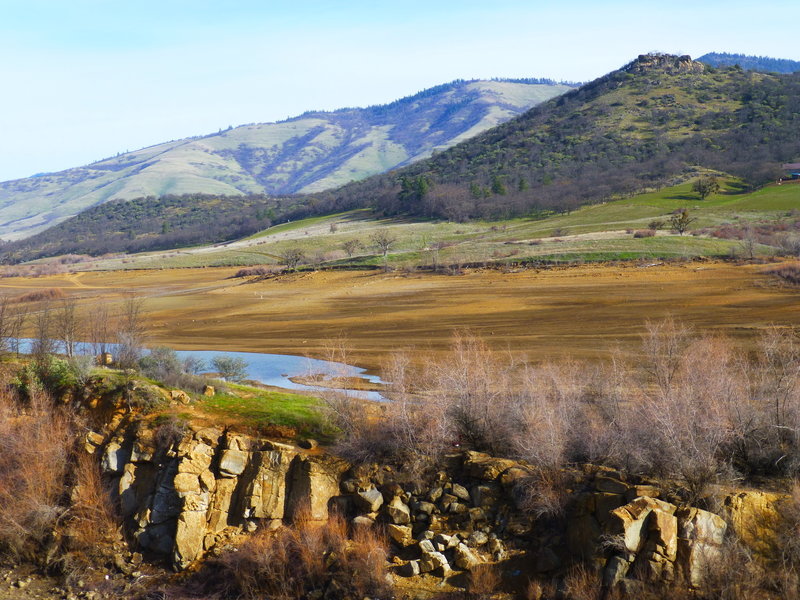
[[370, 231, 396, 271], [31, 301, 57, 363], [280, 248, 306, 271], [53, 298, 81, 357], [116, 295, 147, 368], [342, 239, 362, 258], [88, 304, 112, 357]]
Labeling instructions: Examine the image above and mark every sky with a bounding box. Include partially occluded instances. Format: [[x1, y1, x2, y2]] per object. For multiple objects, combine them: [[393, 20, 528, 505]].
[[0, 0, 797, 182]]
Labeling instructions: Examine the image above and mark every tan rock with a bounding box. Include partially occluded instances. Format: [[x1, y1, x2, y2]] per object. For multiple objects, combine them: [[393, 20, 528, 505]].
[[386, 524, 413, 547], [454, 543, 481, 570], [463, 451, 518, 481], [723, 491, 785, 559], [608, 497, 677, 554], [676, 507, 727, 588], [285, 455, 346, 521], [170, 389, 191, 404], [173, 511, 207, 569], [202, 385, 215, 396], [594, 493, 626, 528], [239, 449, 294, 520], [173, 472, 201, 494], [647, 509, 678, 560], [595, 476, 628, 494], [219, 449, 248, 477]]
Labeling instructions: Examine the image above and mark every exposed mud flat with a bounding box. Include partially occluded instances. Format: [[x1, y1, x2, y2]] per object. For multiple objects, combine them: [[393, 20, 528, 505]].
[[1, 260, 796, 373]]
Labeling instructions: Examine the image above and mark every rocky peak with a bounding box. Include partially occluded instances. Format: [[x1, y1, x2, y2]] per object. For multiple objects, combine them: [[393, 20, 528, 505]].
[[625, 53, 706, 75]]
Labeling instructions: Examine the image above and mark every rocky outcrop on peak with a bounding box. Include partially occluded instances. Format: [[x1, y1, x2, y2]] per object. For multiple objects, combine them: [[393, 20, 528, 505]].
[[625, 53, 706, 75]]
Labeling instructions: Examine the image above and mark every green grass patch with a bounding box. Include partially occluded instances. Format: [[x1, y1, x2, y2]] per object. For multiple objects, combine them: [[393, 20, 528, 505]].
[[198, 385, 336, 442]]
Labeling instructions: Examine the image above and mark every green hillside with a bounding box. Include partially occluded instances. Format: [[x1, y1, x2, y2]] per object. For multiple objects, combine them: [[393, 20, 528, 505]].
[[12, 177, 798, 271], [308, 54, 800, 221], [0, 79, 572, 240]]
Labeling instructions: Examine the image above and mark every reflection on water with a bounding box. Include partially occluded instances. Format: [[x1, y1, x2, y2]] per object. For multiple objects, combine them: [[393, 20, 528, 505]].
[[12, 339, 386, 401]]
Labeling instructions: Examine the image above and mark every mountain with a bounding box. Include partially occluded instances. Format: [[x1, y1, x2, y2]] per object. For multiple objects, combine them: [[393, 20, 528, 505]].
[[306, 54, 800, 221], [7, 54, 800, 262], [0, 79, 573, 240], [698, 52, 800, 73]]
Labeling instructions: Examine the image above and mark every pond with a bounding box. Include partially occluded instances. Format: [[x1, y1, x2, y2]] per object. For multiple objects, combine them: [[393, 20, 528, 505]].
[[13, 339, 387, 401]]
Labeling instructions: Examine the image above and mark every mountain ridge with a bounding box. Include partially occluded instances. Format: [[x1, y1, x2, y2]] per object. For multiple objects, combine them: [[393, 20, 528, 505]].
[[0, 79, 573, 240], [698, 52, 800, 73]]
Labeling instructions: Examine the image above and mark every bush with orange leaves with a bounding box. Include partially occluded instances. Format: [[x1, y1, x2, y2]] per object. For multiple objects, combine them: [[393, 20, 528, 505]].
[[198, 510, 390, 600], [0, 389, 76, 562]]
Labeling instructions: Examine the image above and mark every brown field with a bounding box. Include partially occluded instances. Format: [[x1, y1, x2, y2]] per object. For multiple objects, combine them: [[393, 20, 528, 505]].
[[1, 260, 798, 374]]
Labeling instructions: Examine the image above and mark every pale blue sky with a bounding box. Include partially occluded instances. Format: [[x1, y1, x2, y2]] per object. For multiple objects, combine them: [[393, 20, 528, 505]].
[[0, 0, 796, 181]]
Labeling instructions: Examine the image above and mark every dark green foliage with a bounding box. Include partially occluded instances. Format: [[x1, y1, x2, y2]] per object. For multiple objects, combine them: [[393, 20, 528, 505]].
[[314, 55, 800, 222], [0, 193, 309, 261], [698, 52, 800, 73], [15, 355, 81, 400], [692, 175, 721, 200]]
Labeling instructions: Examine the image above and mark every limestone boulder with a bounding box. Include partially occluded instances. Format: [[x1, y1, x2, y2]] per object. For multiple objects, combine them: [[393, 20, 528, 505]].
[[463, 451, 518, 481], [170, 389, 191, 404], [356, 487, 384, 513], [607, 497, 677, 554], [419, 550, 451, 576], [385, 497, 411, 525], [285, 455, 347, 521], [219, 449, 248, 477], [454, 543, 481, 570], [386, 524, 413, 547]]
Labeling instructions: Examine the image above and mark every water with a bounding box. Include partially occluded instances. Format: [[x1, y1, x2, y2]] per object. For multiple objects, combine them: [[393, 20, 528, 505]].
[[173, 348, 387, 401], [13, 339, 387, 401]]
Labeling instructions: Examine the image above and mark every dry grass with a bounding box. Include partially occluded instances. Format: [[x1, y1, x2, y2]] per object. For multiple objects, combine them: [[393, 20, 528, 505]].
[[0, 389, 75, 562], [0, 262, 797, 374]]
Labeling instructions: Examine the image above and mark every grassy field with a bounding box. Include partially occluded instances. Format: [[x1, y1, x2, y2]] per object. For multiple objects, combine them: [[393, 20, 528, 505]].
[[60, 178, 798, 273], [195, 384, 333, 440]]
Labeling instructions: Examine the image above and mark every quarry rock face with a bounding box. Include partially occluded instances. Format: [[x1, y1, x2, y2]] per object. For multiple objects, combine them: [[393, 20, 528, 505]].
[[103, 424, 346, 570], [97, 429, 789, 592]]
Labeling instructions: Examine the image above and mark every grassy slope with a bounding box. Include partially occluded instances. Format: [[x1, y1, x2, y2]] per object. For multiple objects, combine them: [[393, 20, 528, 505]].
[[75, 177, 799, 271]]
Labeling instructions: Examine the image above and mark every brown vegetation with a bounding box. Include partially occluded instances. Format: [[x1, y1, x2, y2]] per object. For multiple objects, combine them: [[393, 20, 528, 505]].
[[326, 322, 800, 506], [192, 511, 390, 600], [768, 262, 800, 285], [0, 390, 76, 562], [15, 288, 65, 304]]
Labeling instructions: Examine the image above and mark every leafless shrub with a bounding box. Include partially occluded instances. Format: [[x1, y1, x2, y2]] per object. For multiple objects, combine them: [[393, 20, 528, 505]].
[[15, 288, 65, 303], [633, 229, 656, 238], [510, 361, 584, 469], [233, 265, 274, 278], [513, 468, 570, 519], [768, 263, 800, 285], [561, 564, 604, 600], [58, 452, 123, 581], [467, 563, 501, 598]]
